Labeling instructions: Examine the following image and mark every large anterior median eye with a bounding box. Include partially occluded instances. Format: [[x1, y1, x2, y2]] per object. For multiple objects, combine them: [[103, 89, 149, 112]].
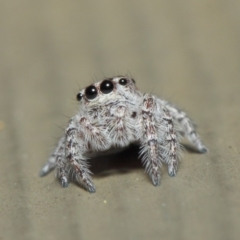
[[100, 80, 114, 94], [119, 78, 128, 85], [85, 85, 98, 100]]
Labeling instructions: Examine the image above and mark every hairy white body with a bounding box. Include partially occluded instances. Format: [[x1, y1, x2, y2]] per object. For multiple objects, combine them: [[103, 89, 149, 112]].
[[40, 76, 207, 193]]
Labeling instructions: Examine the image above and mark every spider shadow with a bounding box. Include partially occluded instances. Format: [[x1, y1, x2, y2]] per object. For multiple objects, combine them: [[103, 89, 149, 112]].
[[88, 143, 205, 179], [89, 145, 142, 178]]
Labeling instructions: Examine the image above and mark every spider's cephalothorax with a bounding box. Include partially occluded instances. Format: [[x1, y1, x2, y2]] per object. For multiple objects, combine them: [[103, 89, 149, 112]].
[[40, 76, 207, 192]]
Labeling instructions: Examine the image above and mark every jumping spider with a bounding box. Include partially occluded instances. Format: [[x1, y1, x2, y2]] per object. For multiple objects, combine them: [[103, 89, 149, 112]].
[[40, 76, 207, 193]]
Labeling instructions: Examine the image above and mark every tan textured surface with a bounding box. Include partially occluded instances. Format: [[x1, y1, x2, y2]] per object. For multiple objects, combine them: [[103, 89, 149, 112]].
[[0, 1, 240, 240]]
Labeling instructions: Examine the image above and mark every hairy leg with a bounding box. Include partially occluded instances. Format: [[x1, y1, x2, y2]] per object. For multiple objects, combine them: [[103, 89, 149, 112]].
[[63, 115, 111, 192], [161, 107, 180, 177], [163, 101, 207, 153], [139, 95, 161, 186], [64, 118, 95, 192]]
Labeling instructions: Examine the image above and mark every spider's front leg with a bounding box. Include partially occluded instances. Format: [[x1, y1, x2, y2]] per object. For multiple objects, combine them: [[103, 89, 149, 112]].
[[161, 107, 180, 177], [63, 115, 112, 192], [139, 95, 161, 186], [63, 117, 96, 193]]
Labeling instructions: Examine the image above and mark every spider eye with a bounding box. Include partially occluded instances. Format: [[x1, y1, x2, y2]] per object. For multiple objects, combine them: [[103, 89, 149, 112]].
[[100, 80, 114, 94], [76, 92, 83, 101], [132, 78, 136, 84], [119, 78, 128, 85], [85, 85, 98, 100]]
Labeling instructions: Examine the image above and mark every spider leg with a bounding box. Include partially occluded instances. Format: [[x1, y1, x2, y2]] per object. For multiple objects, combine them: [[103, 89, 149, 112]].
[[56, 149, 69, 188], [64, 118, 96, 193], [161, 107, 180, 177], [39, 136, 65, 177], [165, 102, 207, 153], [139, 95, 161, 186]]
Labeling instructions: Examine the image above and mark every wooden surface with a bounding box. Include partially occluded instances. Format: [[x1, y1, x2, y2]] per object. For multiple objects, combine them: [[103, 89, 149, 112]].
[[1, 1, 240, 240]]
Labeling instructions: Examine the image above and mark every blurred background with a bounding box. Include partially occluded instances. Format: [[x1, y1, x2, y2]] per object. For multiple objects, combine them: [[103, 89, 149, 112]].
[[0, 1, 240, 240]]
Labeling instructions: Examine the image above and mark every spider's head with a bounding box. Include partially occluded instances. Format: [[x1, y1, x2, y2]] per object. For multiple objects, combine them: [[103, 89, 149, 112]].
[[76, 76, 140, 106]]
